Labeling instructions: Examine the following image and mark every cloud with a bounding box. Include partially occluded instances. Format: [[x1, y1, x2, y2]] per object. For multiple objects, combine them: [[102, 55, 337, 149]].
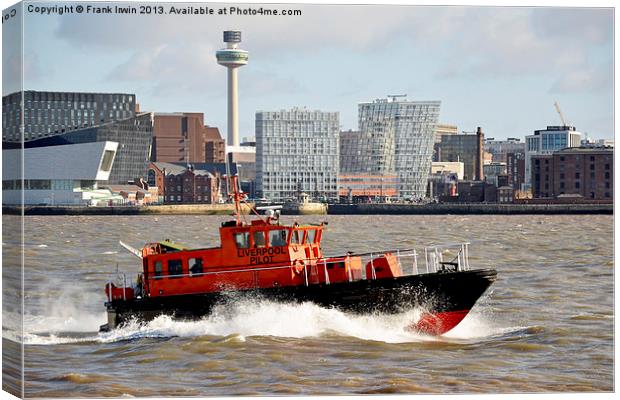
[[549, 64, 612, 93]]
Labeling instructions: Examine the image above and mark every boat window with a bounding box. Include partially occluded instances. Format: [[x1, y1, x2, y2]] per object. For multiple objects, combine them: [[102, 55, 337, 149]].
[[307, 229, 316, 244], [189, 258, 203, 276], [291, 230, 301, 244], [300, 231, 307, 244], [234, 232, 250, 249], [253, 231, 266, 248], [168, 259, 183, 278], [269, 229, 288, 247], [154, 261, 163, 277]]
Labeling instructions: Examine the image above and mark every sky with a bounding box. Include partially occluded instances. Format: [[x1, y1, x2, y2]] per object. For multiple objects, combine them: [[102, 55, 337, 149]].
[[1, 0, 615, 141]]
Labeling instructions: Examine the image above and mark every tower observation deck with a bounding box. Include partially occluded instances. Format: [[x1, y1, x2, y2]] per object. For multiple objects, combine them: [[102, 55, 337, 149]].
[[216, 30, 249, 148]]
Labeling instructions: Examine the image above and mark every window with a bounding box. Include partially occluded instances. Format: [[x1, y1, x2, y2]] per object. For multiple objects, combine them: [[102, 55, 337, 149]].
[[575, 182, 580, 189], [291, 230, 301, 244], [605, 172, 610, 179], [269, 229, 288, 246], [253, 231, 266, 248], [307, 229, 316, 244], [575, 172, 580, 179], [100, 150, 115, 172], [154, 261, 163, 278], [189, 258, 203, 276], [234, 232, 250, 248], [168, 259, 183, 277]]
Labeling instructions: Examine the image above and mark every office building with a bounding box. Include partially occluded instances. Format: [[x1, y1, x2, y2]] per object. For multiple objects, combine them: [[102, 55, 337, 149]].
[[2, 141, 118, 205], [438, 127, 485, 181], [339, 128, 395, 174], [152, 113, 225, 164], [2, 90, 136, 143], [256, 108, 339, 201], [19, 113, 153, 185], [525, 125, 582, 188], [434, 123, 458, 143], [358, 96, 440, 199]]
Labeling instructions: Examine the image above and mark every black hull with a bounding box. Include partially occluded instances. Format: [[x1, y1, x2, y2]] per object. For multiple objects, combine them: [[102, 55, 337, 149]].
[[101, 268, 497, 332]]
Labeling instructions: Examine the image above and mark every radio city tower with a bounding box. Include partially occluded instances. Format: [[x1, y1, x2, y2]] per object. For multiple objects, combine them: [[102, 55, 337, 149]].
[[216, 30, 249, 149]]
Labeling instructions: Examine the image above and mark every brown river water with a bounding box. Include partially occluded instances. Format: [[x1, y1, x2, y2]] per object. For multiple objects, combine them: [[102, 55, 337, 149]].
[[2, 214, 614, 397]]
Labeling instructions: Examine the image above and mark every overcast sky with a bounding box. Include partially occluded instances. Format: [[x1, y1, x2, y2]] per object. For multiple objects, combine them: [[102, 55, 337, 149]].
[[1, 1, 615, 140]]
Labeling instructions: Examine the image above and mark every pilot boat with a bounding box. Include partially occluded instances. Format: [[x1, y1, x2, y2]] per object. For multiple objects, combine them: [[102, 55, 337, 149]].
[[101, 176, 497, 335]]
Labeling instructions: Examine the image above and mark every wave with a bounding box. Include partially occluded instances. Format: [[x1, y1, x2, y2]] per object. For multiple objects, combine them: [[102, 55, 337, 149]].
[[12, 296, 530, 346]]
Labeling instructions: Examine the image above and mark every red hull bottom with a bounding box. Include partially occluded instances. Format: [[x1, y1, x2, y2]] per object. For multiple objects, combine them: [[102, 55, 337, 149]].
[[410, 309, 470, 335]]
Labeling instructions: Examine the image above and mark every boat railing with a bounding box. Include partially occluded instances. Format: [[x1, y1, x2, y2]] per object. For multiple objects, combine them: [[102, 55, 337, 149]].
[[106, 243, 472, 295]]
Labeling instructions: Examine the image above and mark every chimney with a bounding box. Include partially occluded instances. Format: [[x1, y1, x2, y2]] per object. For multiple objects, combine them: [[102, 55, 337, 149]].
[[476, 126, 484, 181]]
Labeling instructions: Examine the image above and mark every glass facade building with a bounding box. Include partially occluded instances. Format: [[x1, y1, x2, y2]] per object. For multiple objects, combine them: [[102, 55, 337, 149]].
[[256, 108, 339, 201], [19, 113, 153, 185], [2, 91, 136, 143], [357, 98, 441, 198]]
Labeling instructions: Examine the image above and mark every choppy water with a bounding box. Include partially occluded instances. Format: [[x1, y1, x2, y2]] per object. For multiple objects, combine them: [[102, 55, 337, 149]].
[[2, 214, 614, 396]]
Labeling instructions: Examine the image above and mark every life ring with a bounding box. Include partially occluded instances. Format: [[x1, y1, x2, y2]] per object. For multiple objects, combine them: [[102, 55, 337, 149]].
[[292, 259, 306, 275]]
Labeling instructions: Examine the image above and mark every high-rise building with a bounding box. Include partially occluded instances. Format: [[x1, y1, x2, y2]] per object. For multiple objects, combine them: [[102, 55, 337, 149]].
[[358, 96, 440, 198], [256, 108, 339, 201], [2, 90, 136, 143], [438, 127, 485, 181], [339, 127, 395, 174], [525, 125, 582, 189], [151, 113, 225, 164]]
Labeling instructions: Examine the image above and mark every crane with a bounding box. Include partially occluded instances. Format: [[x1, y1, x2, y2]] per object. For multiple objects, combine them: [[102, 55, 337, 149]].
[[554, 101, 570, 127]]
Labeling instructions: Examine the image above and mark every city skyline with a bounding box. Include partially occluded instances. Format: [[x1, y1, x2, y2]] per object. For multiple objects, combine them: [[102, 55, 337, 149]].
[[2, 1, 614, 140]]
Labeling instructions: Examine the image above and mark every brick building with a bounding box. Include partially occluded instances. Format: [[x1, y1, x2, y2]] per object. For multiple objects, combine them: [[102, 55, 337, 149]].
[[152, 113, 225, 164], [148, 162, 220, 204], [531, 146, 613, 200]]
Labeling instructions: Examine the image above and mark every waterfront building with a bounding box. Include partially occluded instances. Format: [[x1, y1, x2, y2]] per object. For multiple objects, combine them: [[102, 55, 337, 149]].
[[19, 113, 153, 185], [163, 167, 219, 204], [2, 90, 136, 143], [256, 108, 339, 201], [149, 161, 232, 203], [525, 125, 582, 189], [484, 137, 525, 163], [437, 127, 484, 181], [358, 96, 440, 199], [340, 128, 395, 174], [152, 113, 225, 164], [338, 173, 399, 202], [2, 141, 119, 205], [531, 146, 613, 200]]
